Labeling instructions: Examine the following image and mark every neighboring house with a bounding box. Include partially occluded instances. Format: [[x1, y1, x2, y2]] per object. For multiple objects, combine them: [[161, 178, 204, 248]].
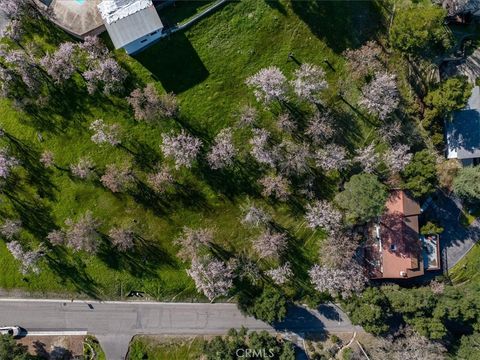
[[364, 190, 441, 279], [97, 0, 164, 55], [446, 86, 480, 166]]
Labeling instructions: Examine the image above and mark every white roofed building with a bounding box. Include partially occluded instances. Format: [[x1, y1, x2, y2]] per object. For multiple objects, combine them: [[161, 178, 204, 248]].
[[98, 0, 164, 55]]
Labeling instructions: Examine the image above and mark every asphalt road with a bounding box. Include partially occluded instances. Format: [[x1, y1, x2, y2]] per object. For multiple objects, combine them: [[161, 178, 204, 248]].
[[0, 299, 360, 359]]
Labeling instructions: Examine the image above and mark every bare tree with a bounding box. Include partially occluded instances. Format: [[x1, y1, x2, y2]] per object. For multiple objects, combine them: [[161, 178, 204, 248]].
[[70, 157, 95, 179], [101, 163, 135, 193], [253, 230, 288, 259], [174, 227, 214, 261], [83, 58, 127, 95], [315, 144, 350, 172], [383, 144, 412, 174], [127, 84, 178, 122], [40, 42, 77, 84], [40, 150, 54, 168], [249, 128, 276, 168], [305, 111, 335, 145], [161, 130, 202, 169], [0, 219, 21, 239], [343, 41, 383, 80], [305, 200, 343, 234], [187, 257, 234, 301], [354, 143, 378, 173], [291, 63, 328, 103], [90, 119, 121, 146], [147, 166, 174, 194], [259, 174, 291, 201], [64, 211, 101, 254], [277, 140, 311, 176], [309, 262, 367, 298], [359, 72, 400, 120], [207, 128, 237, 170], [109, 227, 134, 251], [246, 66, 288, 105], [266, 262, 293, 285], [241, 204, 271, 227], [46, 230, 65, 246]]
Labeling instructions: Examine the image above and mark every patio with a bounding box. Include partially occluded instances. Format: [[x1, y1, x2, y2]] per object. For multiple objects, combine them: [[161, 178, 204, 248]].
[[49, 0, 104, 37]]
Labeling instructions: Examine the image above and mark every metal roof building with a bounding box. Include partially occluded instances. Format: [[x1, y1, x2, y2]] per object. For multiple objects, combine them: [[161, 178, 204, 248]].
[[98, 0, 164, 55]]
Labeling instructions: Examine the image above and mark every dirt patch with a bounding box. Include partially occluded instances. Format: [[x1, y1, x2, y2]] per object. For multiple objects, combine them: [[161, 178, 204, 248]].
[[18, 335, 85, 359]]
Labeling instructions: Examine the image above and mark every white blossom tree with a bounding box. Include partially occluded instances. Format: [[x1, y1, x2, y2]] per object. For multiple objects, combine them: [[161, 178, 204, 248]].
[[147, 166, 174, 194], [309, 262, 367, 298], [253, 230, 288, 259], [266, 262, 293, 285], [187, 257, 234, 301], [276, 113, 296, 133], [83, 58, 127, 95], [246, 66, 288, 105], [40, 150, 54, 168], [249, 129, 276, 168], [305, 200, 343, 234], [241, 204, 271, 227], [383, 144, 412, 174], [161, 130, 202, 169], [207, 128, 237, 170], [46, 229, 65, 246], [305, 111, 335, 144], [259, 174, 291, 201], [6, 240, 44, 275], [0, 219, 21, 239], [237, 105, 258, 128], [70, 157, 95, 179], [0, 147, 19, 178], [343, 41, 383, 80], [277, 140, 311, 176], [315, 144, 350, 172], [354, 143, 379, 173], [359, 72, 400, 120], [291, 63, 328, 103], [379, 120, 403, 144], [109, 227, 135, 252], [40, 42, 77, 84], [101, 163, 135, 193], [3, 49, 42, 93], [174, 227, 214, 261], [127, 84, 178, 122], [79, 36, 109, 63], [90, 119, 121, 146], [320, 231, 360, 269], [64, 211, 101, 254]]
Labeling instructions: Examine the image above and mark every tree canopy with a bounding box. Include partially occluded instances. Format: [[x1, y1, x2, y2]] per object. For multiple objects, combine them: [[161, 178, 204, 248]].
[[453, 166, 480, 203], [402, 150, 437, 198]]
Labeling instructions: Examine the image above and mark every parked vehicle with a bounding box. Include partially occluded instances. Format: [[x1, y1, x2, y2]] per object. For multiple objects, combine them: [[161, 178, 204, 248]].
[[0, 326, 21, 337]]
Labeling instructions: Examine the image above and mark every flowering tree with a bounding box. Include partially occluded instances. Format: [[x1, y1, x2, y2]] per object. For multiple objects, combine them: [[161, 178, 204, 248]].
[[241, 205, 271, 227], [70, 157, 95, 179], [276, 113, 296, 133], [64, 211, 101, 254], [100, 163, 135, 193], [109, 227, 135, 252], [127, 84, 178, 122], [315, 144, 350, 172], [0, 148, 19, 178], [0, 219, 21, 239], [378, 120, 403, 144], [343, 41, 383, 80], [291, 63, 328, 103], [383, 144, 412, 174], [90, 119, 121, 146], [187, 257, 234, 301], [354, 143, 379, 173], [278, 140, 311, 176], [161, 130, 202, 169], [305, 200, 343, 234], [40, 150, 54, 168], [174, 227, 213, 261], [83, 58, 127, 95], [79, 36, 109, 63], [253, 231, 288, 259], [305, 111, 335, 144], [3, 49, 41, 93], [6, 240, 44, 275], [246, 66, 288, 104], [237, 105, 258, 128], [320, 231, 360, 269], [1, 0, 31, 19], [147, 166, 174, 194], [359, 72, 400, 120], [4, 20, 24, 43], [40, 42, 77, 84], [259, 174, 291, 201], [266, 262, 293, 285], [309, 262, 367, 298], [46, 230, 65, 246], [207, 128, 237, 170], [249, 129, 276, 168]]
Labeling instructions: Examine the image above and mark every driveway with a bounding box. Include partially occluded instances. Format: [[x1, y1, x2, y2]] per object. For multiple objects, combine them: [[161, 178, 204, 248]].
[[0, 299, 361, 360], [429, 192, 480, 270]]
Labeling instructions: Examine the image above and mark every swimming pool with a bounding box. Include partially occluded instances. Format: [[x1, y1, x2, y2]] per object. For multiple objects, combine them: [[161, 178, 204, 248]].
[[75, 0, 85, 4]]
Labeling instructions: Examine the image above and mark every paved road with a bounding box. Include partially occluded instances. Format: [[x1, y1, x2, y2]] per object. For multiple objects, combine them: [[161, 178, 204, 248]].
[[430, 193, 480, 270], [0, 299, 361, 360]]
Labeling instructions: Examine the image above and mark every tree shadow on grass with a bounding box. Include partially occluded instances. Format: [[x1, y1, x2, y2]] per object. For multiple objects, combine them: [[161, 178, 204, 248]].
[[133, 32, 209, 94], [291, 0, 381, 53], [125, 140, 161, 171]]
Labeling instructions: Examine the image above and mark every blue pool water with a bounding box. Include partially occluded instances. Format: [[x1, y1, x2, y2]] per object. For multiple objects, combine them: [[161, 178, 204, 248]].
[[76, 0, 85, 4]]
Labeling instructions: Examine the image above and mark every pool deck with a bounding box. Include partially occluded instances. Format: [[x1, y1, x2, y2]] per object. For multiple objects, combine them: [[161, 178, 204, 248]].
[[47, 0, 105, 38]]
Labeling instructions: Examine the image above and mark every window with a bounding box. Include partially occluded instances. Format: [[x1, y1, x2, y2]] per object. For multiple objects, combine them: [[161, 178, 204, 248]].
[[390, 244, 396, 251], [150, 31, 158, 36], [140, 38, 148, 43]]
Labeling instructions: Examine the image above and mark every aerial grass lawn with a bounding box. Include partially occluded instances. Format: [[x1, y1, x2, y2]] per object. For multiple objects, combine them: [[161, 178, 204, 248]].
[[0, 0, 382, 300], [127, 336, 204, 360]]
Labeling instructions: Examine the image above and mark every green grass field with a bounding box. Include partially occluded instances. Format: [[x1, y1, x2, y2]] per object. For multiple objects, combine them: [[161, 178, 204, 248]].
[[127, 336, 204, 360], [0, 0, 382, 300]]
